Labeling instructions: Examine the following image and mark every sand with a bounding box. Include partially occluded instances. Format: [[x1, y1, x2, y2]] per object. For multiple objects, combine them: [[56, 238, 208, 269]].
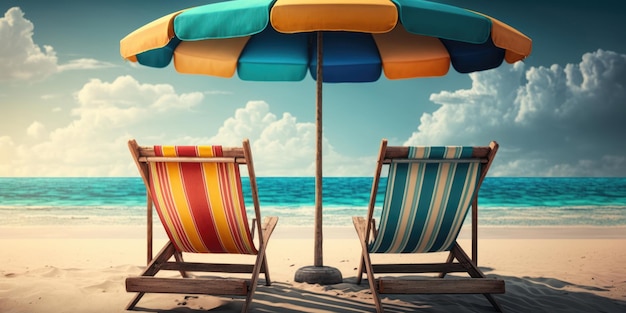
[[1, 225, 625, 312]]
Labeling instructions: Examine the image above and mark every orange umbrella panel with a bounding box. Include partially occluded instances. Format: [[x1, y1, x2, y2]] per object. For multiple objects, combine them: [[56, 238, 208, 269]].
[[270, 0, 398, 33]]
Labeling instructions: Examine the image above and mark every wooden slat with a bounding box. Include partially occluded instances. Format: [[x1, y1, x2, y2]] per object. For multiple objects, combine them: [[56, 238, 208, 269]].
[[126, 277, 248, 295], [391, 158, 486, 164], [378, 278, 505, 294], [383, 145, 491, 161], [137, 146, 245, 158], [372, 263, 467, 274], [160, 262, 261, 273], [138, 156, 247, 164], [384, 146, 410, 159], [472, 146, 492, 158]]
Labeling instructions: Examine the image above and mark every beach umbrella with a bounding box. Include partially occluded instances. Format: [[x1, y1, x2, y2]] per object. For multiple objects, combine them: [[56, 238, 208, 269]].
[[120, 0, 532, 284]]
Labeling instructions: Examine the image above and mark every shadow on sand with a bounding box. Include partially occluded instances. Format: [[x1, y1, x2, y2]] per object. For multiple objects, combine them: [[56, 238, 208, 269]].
[[131, 269, 626, 313]]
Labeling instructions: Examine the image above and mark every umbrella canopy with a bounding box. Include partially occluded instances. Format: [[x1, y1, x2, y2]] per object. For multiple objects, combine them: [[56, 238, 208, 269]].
[[120, 0, 531, 82], [120, 0, 531, 283]]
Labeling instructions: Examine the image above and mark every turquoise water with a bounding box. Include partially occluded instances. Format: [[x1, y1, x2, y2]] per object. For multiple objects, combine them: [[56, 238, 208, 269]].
[[1, 177, 625, 226]]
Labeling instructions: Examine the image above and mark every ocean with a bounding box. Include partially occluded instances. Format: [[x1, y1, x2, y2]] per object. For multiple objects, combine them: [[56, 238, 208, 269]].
[[1, 177, 625, 227]]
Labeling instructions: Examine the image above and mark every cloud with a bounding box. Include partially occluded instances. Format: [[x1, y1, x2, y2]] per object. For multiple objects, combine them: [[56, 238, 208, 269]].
[[207, 101, 317, 176], [40, 94, 60, 100], [73, 75, 204, 118], [204, 90, 234, 96], [184, 101, 371, 176], [0, 7, 58, 81], [26, 121, 45, 138], [0, 73, 372, 177], [5, 48, 624, 177], [405, 49, 626, 177], [57, 58, 116, 71], [1, 76, 204, 176], [0, 7, 114, 82]]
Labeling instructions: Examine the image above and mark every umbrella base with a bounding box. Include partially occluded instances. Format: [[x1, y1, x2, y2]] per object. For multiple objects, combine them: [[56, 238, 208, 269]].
[[294, 265, 343, 285]]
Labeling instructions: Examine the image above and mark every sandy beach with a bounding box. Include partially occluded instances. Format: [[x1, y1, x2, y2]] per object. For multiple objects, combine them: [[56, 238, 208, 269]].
[[1, 225, 625, 312]]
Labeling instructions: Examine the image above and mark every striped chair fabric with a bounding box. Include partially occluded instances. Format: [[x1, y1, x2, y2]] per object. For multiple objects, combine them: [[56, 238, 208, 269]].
[[148, 145, 257, 254], [369, 145, 481, 254]]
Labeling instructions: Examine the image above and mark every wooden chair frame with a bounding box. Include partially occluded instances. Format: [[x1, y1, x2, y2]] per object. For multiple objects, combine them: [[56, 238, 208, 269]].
[[126, 138, 278, 312], [353, 139, 504, 312]]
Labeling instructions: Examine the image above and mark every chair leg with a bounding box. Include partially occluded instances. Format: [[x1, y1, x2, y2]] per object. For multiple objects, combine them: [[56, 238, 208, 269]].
[[126, 241, 177, 310], [484, 293, 504, 312], [262, 253, 271, 286], [361, 244, 383, 313], [242, 216, 278, 313], [242, 249, 267, 312], [125, 292, 145, 311], [354, 217, 384, 313], [438, 251, 455, 278], [260, 216, 277, 287], [353, 217, 369, 285], [356, 255, 365, 285], [451, 243, 504, 312], [173, 251, 189, 278], [451, 243, 486, 279]]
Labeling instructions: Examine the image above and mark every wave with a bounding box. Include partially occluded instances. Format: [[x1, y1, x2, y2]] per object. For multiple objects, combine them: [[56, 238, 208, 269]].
[[2, 176, 626, 227], [1, 204, 625, 227]]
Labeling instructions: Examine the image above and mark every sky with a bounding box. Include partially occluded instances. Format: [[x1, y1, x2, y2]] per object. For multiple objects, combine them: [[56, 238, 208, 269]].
[[1, 0, 626, 177]]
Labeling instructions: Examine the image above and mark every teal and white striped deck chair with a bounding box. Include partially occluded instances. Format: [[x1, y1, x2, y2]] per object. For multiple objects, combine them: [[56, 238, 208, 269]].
[[353, 139, 503, 313]]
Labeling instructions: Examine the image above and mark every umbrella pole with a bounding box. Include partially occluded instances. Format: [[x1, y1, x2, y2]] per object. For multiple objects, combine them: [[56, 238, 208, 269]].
[[294, 31, 343, 285], [314, 30, 324, 268]]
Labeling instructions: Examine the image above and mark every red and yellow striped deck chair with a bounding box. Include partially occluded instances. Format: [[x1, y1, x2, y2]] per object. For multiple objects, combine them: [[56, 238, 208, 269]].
[[126, 138, 278, 312], [353, 139, 502, 312]]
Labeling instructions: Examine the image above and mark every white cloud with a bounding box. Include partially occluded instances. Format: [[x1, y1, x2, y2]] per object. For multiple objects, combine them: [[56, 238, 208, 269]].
[[204, 101, 372, 176], [5, 48, 624, 177], [73, 75, 204, 119], [57, 58, 116, 71], [26, 121, 45, 138], [0, 73, 373, 177], [406, 49, 626, 177], [0, 7, 115, 82], [0, 7, 58, 81], [1, 76, 204, 176], [204, 90, 234, 96], [41, 94, 60, 100], [197, 101, 312, 176]]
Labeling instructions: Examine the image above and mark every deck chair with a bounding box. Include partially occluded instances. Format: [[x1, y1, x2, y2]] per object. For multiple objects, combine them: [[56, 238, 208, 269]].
[[353, 139, 503, 312], [126, 138, 278, 313]]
